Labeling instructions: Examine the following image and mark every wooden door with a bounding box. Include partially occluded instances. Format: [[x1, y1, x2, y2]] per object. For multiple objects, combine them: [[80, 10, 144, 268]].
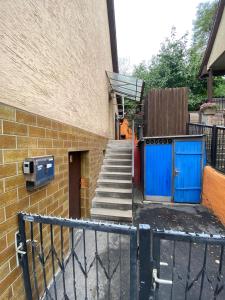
[[69, 152, 81, 219], [174, 140, 204, 204], [145, 143, 172, 201]]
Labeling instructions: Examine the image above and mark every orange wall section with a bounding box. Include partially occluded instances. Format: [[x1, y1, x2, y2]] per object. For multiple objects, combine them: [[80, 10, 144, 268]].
[[202, 166, 225, 225]]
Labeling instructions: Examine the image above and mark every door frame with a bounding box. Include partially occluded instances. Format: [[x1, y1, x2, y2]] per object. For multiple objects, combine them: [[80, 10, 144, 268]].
[[68, 151, 81, 219], [172, 138, 205, 203]]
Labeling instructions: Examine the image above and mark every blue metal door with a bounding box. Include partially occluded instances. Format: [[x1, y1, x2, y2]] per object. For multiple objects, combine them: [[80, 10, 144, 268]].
[[174, 141, 203, 203], [145, 144, 172, 199]]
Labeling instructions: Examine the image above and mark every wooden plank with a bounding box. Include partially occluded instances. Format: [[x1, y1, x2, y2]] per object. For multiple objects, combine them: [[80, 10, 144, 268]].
[[144, 87, 188, 136]]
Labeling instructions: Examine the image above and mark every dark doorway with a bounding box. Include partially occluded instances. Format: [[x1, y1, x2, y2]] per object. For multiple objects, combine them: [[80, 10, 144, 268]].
[[69, 152, 81, 219]]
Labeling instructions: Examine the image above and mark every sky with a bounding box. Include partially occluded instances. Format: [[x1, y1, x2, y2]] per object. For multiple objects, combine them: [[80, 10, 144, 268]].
[[114, 0, 212, 73]]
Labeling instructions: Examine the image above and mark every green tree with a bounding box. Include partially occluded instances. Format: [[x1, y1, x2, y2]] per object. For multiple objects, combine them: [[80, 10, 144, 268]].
[[192, 1, 218, 53], [134, 28, 188, 93], [189, 0, 225, 109], [133, 0, 225, 111]]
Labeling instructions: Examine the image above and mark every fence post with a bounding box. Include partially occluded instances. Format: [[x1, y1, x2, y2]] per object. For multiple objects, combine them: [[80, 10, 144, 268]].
[[139, 224, 152, 300], [130, 228, 138, 300], [211, 125, 218, 167], [18, 213, 33, 300], [186, 123, 189, 135]]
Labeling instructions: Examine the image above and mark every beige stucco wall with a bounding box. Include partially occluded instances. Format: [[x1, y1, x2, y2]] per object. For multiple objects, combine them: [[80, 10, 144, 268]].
[[207, 7, 225, 69], [0, 0, 115, 138]]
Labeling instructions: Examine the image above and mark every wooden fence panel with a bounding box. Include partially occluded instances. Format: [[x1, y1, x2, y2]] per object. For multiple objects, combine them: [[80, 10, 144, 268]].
[[144, 87, 188, 136]]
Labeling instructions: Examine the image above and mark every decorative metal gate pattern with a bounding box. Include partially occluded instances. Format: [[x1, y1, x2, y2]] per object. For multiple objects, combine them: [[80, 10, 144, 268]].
[[17, 212, 137, 300], [17, 213, 225, 300], [145, 230, 225, 300]]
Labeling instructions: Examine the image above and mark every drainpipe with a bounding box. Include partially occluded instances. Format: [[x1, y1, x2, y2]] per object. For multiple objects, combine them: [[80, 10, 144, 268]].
[[131, 119, 135, 222]]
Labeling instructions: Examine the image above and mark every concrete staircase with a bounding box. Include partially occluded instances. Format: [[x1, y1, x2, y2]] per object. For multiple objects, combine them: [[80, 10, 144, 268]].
[[91, 140, 133, 223]]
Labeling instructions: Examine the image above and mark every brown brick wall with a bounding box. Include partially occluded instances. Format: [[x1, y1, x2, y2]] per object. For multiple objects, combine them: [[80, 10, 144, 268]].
[[202, 166, 225, 226], [0, 102, 108, 299]]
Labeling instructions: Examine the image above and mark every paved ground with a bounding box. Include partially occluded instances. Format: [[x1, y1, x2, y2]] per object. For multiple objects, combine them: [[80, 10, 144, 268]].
[[134, 202, 225, 300], [46, 229, 131, 300], [134, 202, 225, 234]]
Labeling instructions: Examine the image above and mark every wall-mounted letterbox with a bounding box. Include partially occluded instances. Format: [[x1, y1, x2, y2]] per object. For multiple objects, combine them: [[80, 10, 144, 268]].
[[23, 156, 54, 191]]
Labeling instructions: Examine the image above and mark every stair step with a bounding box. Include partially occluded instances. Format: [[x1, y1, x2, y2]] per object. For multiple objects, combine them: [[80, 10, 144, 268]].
[[103, 159, 132, 166], [92, 197, 132, 210], [99, 172, 132, 180], [107, 141, 131, 144], [97, 179, 132, 189], [108, 141, 132, 145], [96, 187, 132, 198], [106, 148, 132, 154], [91, 208, 132, 222], [91, 140, 133, 223], [105, 154, 132, 159], [98, 179, 131, 184], [108, 145, 132, 149], [102, 165, 132, 173]]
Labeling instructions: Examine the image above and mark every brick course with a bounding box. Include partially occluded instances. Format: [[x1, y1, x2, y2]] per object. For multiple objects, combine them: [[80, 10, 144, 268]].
[[0, 102, 107, 298]]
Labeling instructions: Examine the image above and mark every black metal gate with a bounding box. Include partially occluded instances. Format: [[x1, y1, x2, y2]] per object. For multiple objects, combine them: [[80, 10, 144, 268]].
[[17, 212, 138, 300], [17, 213, 225, 300], [139, 228, 225, 300]]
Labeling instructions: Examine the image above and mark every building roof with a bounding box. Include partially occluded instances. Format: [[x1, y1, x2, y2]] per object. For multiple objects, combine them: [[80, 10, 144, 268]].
[[199, 0, 225, 78], [107, 0, 119, 73]]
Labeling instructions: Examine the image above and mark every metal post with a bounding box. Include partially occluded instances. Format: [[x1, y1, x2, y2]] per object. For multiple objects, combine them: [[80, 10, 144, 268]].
[[122, 96, 125, 119], [139, 224, 151, 300], [207, 69, 213, 101], [186, 123, 189, 135], [211, 125, 218, 167], [132, 119, 135, 178], [152, 235, 161, 300], [18, 213, 33, 300], [132, 119, 135, 214], [130, 229, 138, 300]]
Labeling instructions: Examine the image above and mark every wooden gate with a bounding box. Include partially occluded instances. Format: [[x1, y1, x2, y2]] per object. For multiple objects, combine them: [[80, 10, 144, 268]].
[[144, 88, 188, 136]]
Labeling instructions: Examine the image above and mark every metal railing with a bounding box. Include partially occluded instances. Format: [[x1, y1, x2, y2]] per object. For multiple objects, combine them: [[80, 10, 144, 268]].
[[131, 120, 135, 215], [201, 98, 225, 110], [211, 98, 225, 110], [187, 123, 225, 174], [132, 120, 135, 179]]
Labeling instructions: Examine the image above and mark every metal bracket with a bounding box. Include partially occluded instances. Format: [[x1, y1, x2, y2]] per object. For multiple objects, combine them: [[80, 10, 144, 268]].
[[152, 268, 173, 285], [15, 231, 38, 267], [15, 231, 26, 267], [174, 169, 180, 176], [160, 262, 168, 266]]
